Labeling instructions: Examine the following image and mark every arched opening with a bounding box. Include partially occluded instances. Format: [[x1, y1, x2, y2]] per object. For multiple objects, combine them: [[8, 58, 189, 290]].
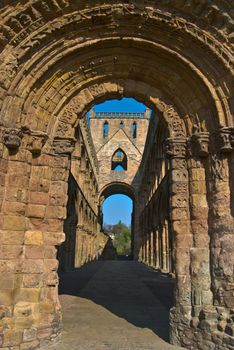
[[0, 2, 232, 349], [111, 148, 127, 171], [99, 182, 136, 259], [103, 121, 109, 137], [119, 121, 124, 128], [132, 122, 137, 138], [102, 194, 133, 259]]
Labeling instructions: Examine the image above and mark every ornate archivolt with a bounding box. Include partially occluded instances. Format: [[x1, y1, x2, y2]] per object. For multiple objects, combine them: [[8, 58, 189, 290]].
[[0, 2, 233, 143], [0, 2, 232, 66]]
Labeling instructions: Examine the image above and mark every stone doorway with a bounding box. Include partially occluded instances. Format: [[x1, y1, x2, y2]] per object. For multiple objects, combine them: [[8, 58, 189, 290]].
[[0, 2, 233, 349]]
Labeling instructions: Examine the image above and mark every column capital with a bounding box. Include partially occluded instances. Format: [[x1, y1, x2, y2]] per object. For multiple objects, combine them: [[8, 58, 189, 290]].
[[165, 138, 188, 158], [52, 136, 76, 154], [216, 127, 234, 154], [190, 131, 210, 158], [1, 126, 23, 150], [24, 131, 48, 155]]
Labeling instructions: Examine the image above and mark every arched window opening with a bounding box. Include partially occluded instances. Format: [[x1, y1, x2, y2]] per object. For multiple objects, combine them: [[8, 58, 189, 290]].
[[102, 193, 133, 258], [120, 121, 124, 128], [132, 122, 137, 138], [103, 121, 109, 137], [111, 148, 127, 171]]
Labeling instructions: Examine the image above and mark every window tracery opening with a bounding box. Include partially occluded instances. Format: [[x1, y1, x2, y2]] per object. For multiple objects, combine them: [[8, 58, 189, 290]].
[[103, 121, 109, 137], [111, 148, 127, 171], [132, 122, 137, 138]]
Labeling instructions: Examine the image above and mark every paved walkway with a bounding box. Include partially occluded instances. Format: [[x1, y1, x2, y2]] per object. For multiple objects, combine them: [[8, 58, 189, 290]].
[[48, 261, 185, 350]]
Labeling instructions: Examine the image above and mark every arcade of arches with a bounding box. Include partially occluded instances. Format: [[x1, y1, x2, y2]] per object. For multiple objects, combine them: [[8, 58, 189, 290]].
[[0, 1, 233, 349]]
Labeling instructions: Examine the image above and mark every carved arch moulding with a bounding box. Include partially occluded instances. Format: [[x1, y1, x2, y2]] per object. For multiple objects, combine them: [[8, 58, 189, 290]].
[[0, 1, 233, 71], [0, 2, 233, 133], [52, 80, 187, 145]]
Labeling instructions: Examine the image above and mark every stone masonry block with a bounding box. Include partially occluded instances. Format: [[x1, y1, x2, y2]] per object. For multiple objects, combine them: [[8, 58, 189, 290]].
[[45, 206, 66, 219], [24, 231, 44, 246], [0, 245, 23, 259], [27, 205, 46, 219], [24, 246, 44, 259], [190, 181, 206, 194], [190, 168, 206, 181], [23, 275, 40, 288], [43, 232, 65, 246], [3, 329, 23, 347], [0, 290, 13, 305], [190, 194, 207, 208], [21, 339, 39, 349], [2, 202, 26, 215], [0, 230, 25, 245], [0, 274, 14, 289], [3, 216, 25, 231], [21, 260, 44, 274], [23, 328, 37, 342], [13, 288, 40, 304], [29, 192, 49, 205]]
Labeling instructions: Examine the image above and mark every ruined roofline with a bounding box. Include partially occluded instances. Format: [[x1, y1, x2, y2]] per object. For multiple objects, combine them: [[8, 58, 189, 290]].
[[90, 109, 151, 119]]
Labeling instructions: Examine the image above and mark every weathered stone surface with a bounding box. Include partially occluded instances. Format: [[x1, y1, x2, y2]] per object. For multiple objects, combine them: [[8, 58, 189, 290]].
[[24, 231, 44, 246], [0, 1, 233, 349]]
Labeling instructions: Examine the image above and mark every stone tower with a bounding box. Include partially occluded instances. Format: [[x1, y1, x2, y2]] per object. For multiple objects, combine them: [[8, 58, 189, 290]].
[[89, 108, 150, 192]]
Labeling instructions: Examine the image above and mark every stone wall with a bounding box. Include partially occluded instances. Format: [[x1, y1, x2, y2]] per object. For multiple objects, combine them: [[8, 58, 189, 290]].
[[0, 1, 233, 349], [90, 110, 150, 192], [134, 113, 234, 349]]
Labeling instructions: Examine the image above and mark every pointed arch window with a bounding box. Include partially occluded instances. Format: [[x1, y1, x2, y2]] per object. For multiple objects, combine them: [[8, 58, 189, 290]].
[[103, 121, 109, 137], [120, 121, 124, 128], [111, 148, 127, 171], [132, 122, 137, 138]]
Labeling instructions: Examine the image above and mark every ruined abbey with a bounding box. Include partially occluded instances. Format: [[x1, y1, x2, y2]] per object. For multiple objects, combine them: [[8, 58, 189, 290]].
[[0, 1, 233, 350]]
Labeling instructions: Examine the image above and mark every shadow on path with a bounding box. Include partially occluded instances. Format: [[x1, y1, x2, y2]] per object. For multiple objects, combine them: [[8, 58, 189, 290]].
[[59, 261, 175, 343]]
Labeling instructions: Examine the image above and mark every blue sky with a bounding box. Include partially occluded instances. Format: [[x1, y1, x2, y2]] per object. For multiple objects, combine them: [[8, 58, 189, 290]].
[[94, 98, 146, 113], [95, 98, 146, 226], [103, 194, 133, 226]]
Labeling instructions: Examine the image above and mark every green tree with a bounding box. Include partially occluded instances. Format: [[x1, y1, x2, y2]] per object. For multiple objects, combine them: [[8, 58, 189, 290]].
[[104, 221, 131, 255]]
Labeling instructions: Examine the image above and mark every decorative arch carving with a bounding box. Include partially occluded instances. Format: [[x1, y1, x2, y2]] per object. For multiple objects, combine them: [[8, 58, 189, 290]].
[[51, 80, 187, 153]]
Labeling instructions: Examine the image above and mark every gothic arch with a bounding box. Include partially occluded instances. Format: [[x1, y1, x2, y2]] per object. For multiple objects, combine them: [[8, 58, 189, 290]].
[[111, 148, 127, 171]]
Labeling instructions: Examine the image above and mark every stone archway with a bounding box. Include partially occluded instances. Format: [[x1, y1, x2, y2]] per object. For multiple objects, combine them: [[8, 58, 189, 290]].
[[99, 181, 135, 257], [0, 1, 233, 349]]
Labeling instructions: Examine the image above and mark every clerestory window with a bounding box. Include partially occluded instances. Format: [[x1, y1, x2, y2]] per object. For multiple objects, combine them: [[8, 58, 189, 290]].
[[132, 122, 137, 138], [103, 121, 109, 137], [120, 121, 124, 128]]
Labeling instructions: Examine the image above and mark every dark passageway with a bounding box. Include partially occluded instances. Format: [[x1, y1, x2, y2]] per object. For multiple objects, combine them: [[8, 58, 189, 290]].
[[46, 261, 183, 350]]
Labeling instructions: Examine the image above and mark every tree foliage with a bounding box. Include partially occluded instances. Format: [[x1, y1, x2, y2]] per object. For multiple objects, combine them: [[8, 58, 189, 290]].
[[104, 221, 131, 255]]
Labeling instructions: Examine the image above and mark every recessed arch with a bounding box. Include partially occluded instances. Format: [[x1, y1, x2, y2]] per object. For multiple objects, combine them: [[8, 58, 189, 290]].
[[99, 182, 136, 202], [0, 2, 233, 350], [103, 120, 109, 137], [1, 34, 231, 135], [111, 148, 127, 171], [132, 122, 137, 139]]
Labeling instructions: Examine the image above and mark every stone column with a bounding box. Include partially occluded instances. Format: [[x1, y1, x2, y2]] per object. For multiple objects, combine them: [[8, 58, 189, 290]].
[[75, 224, 83, 268], [155, 227, 160, 269], [189, 132, 213, 322], [148, 231, 151, 266], [0, 128, 70, 348], [162, 222, 169, 273], [166, 138, 193, 342], [208, 128, 234, 316], [150, 231, 154, 267], [158, 224, 163, 269], [152, 229, 156, 268]]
